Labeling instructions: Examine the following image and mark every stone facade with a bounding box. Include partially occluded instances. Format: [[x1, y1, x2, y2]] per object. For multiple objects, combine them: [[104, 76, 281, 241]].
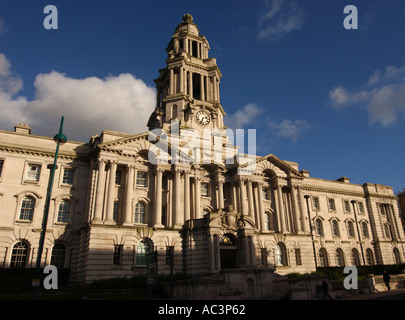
[[0, 15, 404, 291]]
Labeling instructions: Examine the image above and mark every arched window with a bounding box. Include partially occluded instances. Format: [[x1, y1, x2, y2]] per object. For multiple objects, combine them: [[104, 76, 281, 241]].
[[384, 223, 391, 239], [134, 203, 146, 224], [366, 248, 374, 265], [319, 248, 329, 267], [315, 219, 323, 236], [10, 241, 29, 268], [351, 248, 360, 266], [332, 220, 340, 237], [336, 248, 345, 267], [57, 200, 70, 223], [347, 221, 355, 237], [361, 222, 369, 238], [51, 243, 66, 268], [275, 243, 287, 266], [394, 248, 401, 264], [19, 197, 35, 221], [264, 213, 271, 231], [136, 239, 152, 266]]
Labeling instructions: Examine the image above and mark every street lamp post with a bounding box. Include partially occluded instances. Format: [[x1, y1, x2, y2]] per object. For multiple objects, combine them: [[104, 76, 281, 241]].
[[32, 116, 67, 299], [304, 195, 318, 268]]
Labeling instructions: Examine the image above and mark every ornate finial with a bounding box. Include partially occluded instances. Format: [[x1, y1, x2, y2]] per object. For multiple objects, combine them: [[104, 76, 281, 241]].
[[183, 13, 193, 22]]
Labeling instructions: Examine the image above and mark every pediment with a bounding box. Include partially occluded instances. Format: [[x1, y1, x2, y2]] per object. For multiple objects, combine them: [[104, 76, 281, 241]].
[[240, 153, 302, 177]]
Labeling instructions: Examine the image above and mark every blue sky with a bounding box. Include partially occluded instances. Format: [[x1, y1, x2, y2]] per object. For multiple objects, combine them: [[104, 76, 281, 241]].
[[0, 0, 404, 194]]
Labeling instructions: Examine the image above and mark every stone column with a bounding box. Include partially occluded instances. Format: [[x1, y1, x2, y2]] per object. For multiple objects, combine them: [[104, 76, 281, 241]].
[[195, 176, 201, 219], [212, 77, 217, 102], [277, 185, 285, 232], [123, 165, 134, 225], [247, 179, 254, 218], [290, 185, 301, 233], [169, 68, 174, 95], [189, 72, 193, 99], [217, 177, 224, 210], [200, 74, 205, 101], [257, 182, 265, 231], [93, 159, 106, 222], [239, 178, 247, 216], [173, 168, 183, 227], [205, 76, 209, 101], [179, 67, 184, 93], [184, 170, 190, 221], [153, 167, 163, 227], [105, 160, 117, 224], [243, 237, 250, 266], [216, 79, 220, 103]]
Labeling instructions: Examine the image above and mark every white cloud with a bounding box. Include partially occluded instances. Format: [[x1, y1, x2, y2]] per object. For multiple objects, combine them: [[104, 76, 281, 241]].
[[0, 53, 156, 141], [225, 103, 264, 130], [257, 0, 304, 40], [267, 118, 310, 143], [329, 65, 405, 126]]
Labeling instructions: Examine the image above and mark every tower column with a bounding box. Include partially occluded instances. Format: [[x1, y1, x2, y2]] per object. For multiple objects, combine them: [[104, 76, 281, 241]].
[[169, 68, 174, 95], [257, 182, 265, 231], [179, 66, 184, 93], [153, 167, 164, 227], [173, 168, 183, 227], [277, 184, 285, 232], [239, 178, 247, 216], [184, 170, 191, 221], [105, 160, 117, 224], [200, 74, 205, 101], [189, 72, 193, 98], [123, 165, 135, 225], [247, 179, 254, 218], [93, 159, 106, 222]]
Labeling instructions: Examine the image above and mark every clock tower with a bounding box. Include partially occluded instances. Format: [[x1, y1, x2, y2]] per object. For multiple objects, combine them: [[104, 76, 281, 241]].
[[148, 13, 226, 136]]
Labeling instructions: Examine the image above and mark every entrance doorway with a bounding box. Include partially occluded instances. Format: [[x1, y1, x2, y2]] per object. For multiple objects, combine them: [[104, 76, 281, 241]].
[[220, 234, 238, 269]]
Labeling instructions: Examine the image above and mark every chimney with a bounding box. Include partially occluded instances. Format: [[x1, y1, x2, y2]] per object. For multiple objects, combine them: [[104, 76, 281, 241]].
[[14, 123, 31, 135]]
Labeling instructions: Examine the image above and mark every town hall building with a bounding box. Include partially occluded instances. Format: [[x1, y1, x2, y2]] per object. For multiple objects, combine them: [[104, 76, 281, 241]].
[[0, 14, 404, 298]]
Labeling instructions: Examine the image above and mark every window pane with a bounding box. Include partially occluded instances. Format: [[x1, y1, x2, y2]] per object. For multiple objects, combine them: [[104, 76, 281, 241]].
[[57, 200, 70, 223], [26, 165, 41, 181], [62, 168, 75, 185], [10, 241, 28, 268], [136, 172, 147, 187], [201, 183, 208, 196], [136, 240, 151, 265], [51, 244, 66, 268], [113, 202, 119, 222], [135, 203, 145, 224], [19, 197, 35, 221]]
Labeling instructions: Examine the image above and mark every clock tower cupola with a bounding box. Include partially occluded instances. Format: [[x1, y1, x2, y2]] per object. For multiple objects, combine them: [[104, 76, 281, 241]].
[[148, 14, 226, 135]]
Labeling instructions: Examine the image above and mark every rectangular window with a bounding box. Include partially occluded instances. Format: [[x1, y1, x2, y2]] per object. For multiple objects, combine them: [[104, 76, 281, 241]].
[[113, 202, 119, 222], [161, 205, 167, 226], [344, 200, 351, 212], [162, 175, 168, 191], [262, 187, 269, 200], [201, 183, 209, 197], [295, 249, 302, 265], [261, 248, 268, 266], [113, 245, 122, 266], [312, 197, 320, 210], [62, 168, 75, 185], [26, 164, 41, 181], [0, 159, 4, 177], [136, 172, 147, 187], [166, 246, 174, 266], [358, 202, 365, 214], [328, 198, 336, 211], [115, 169, 122, 185]]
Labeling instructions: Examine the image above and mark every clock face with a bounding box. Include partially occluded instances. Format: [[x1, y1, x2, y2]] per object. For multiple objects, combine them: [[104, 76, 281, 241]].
[[196, 111, 210, 125]]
